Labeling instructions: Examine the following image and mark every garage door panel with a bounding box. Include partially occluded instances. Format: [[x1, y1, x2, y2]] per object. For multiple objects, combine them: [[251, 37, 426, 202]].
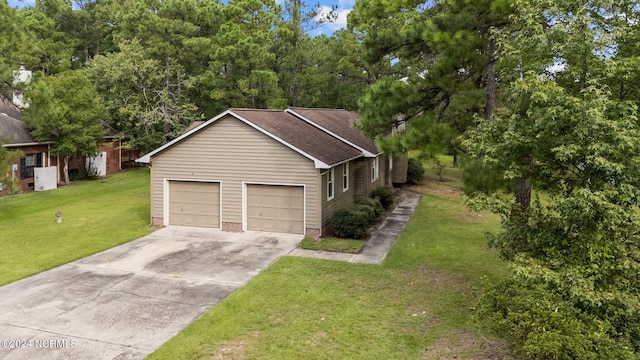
[[246, 184, 304, 234], [169, 181, 220, 228]]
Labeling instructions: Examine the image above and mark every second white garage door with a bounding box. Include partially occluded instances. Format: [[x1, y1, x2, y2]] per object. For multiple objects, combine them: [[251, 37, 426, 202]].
[[246, 184, 304, 234], [168, 181, 220, 228]]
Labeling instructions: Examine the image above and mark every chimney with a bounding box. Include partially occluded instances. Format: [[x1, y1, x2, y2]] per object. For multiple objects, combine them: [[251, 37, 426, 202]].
[[13, 63, 32, 109]]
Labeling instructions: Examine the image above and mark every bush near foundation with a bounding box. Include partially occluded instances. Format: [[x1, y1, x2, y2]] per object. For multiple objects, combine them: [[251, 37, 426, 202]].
[[372, 186, 394, 210], [331, 207, 369, 239], [331, 198, 385, 239]]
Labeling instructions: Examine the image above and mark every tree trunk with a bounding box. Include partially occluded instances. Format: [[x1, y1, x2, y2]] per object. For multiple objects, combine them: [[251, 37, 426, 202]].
[[514, 176, 531, 212], [484, 37, 497, 122], [452, 148, 458, 167], [83, 16, 90, 63], [63, 155, 70, 186]]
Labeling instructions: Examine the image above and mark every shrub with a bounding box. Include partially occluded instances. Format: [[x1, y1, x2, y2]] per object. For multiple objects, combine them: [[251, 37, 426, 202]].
[[371, 186, 394, 210], [352, 204, 380, 225], [407, 157, 425, 184], [354, 197, 384, 220], [460, 156, 509, 195], [330, 207, 369, 239], [478, 274, 636, 360]]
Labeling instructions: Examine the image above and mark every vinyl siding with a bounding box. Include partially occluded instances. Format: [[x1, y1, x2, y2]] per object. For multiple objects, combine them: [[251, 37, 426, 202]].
[[321, 162, 355, 232], [353, 156, 387, 199], [392, 153, 408, 184], [150, 115, 320, 229]]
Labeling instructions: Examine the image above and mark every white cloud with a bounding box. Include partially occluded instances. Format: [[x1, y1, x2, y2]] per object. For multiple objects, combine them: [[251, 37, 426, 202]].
[[313, 5, 351, 34]]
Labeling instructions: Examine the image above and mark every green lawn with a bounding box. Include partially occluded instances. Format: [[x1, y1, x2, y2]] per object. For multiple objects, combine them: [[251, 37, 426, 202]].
[[147, 160, 509, 359], [0, 169, 152, 285], [299, 237, 365, 253]]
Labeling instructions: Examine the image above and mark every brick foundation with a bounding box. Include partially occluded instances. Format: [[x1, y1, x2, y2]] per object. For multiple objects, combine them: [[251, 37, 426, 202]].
[[305, 228, 321, 239], [222, 222, 243, 232]]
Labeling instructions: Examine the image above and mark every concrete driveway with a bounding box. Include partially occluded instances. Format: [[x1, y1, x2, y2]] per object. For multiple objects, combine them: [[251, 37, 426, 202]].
[[0, 227, 302, 360]]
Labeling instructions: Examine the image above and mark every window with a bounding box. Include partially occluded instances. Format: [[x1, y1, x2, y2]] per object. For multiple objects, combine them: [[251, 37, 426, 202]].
[[327, 168, 334, 200], [20, 154, 41, 180], [371, 156, 379, 182], [343, 163, 349, 192]]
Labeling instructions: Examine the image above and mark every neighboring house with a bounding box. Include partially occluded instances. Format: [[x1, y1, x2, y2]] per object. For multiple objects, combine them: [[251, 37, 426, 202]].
[[137, 107, 408, 238], [0, 97, 123, 194]]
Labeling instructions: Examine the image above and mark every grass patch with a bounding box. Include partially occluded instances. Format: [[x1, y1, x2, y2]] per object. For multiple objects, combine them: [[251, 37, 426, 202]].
[[147, 160, 509, 359], [0, 169, 151, 285], [299, 237, 365, 253]]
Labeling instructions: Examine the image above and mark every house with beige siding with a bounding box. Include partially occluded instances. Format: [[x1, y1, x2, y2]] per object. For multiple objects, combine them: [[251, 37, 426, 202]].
[[138, 108, 407, 238]]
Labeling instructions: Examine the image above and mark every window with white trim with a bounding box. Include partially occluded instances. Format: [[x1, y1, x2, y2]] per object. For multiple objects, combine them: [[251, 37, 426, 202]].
[[343, 163, 349, 192], [371, 156, 379, 182], [327, 168, 334, 200]]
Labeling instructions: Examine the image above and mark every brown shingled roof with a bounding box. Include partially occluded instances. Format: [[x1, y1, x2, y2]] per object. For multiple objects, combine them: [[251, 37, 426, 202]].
[[231, 108, 362, 166], [0, 113, 37, 145], [0, 96, 22, 120], [287, 107, 379, 155]]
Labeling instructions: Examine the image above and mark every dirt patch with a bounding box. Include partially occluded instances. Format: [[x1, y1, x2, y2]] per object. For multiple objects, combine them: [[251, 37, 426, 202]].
[[209, 339, 247, 360], [406, 184, 463, 197], [422, 330, 511, 360], [460, 213, 484, 222]]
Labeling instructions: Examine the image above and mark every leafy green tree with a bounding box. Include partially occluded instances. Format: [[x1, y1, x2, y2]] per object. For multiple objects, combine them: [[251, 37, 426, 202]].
[[88, 39, 199, 152], [273, 0, 336, 106], [0, 140, 22, 194], [17, 0, 79, 74], [350, 0, 512, 158], [0, 1, 28, 97], [23, 70, 106, 185], [463, 0, 640, 356], [201, 0, 286, 109]]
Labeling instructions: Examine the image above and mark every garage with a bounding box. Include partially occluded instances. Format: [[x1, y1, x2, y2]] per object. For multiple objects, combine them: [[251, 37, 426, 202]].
[[246, 184, 304, 234], [168, 181, 220, 228]]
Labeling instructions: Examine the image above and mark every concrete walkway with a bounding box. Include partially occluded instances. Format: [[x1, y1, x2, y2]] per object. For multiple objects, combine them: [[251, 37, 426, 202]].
[[288, 191, 422, 264]]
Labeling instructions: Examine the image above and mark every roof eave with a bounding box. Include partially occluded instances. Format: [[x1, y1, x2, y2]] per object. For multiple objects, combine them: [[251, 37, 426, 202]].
[[136, 109, 236, 163], [136, 109, 337, 169], [3, 141, 52, 148]]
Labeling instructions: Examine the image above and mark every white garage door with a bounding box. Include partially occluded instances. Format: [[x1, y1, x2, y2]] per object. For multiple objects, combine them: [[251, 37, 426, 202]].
[[169, 181, 220, 228], [246, 184, 304, 234]]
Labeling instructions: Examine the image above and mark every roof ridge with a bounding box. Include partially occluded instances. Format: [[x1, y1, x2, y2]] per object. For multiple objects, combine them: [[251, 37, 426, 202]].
[[288, 107, 348, 111], [231, 108, 284, 112]]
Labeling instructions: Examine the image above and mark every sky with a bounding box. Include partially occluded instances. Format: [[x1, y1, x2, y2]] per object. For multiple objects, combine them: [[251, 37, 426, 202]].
[[7, 0, 354, 37]]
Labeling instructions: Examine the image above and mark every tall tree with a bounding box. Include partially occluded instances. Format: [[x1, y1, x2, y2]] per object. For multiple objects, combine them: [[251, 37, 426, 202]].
[[201, 0, 286, 109], [23, 70, 106, 185], [88, 39, 199, 152], [350, 0, 512, 158], [464, 0, 640, 357], [17, 0, 79, 74], [273, 0, 336, 106], [0, 0, 27, 97]]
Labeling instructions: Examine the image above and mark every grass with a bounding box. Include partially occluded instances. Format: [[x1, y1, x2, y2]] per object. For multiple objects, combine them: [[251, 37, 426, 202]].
[[299, 236, 365, 253], [147, 156, 509, 360], [0, 169, 152, 286]]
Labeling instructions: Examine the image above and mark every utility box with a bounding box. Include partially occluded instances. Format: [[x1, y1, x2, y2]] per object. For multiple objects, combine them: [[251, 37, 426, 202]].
[[35, 166, 58, 192]]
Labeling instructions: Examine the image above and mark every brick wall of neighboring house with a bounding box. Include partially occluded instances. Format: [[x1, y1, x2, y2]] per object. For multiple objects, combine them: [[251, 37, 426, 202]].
[[102, 140, 121, 175], [1, 144, 51, 195], [65, 139, 121, 178]]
